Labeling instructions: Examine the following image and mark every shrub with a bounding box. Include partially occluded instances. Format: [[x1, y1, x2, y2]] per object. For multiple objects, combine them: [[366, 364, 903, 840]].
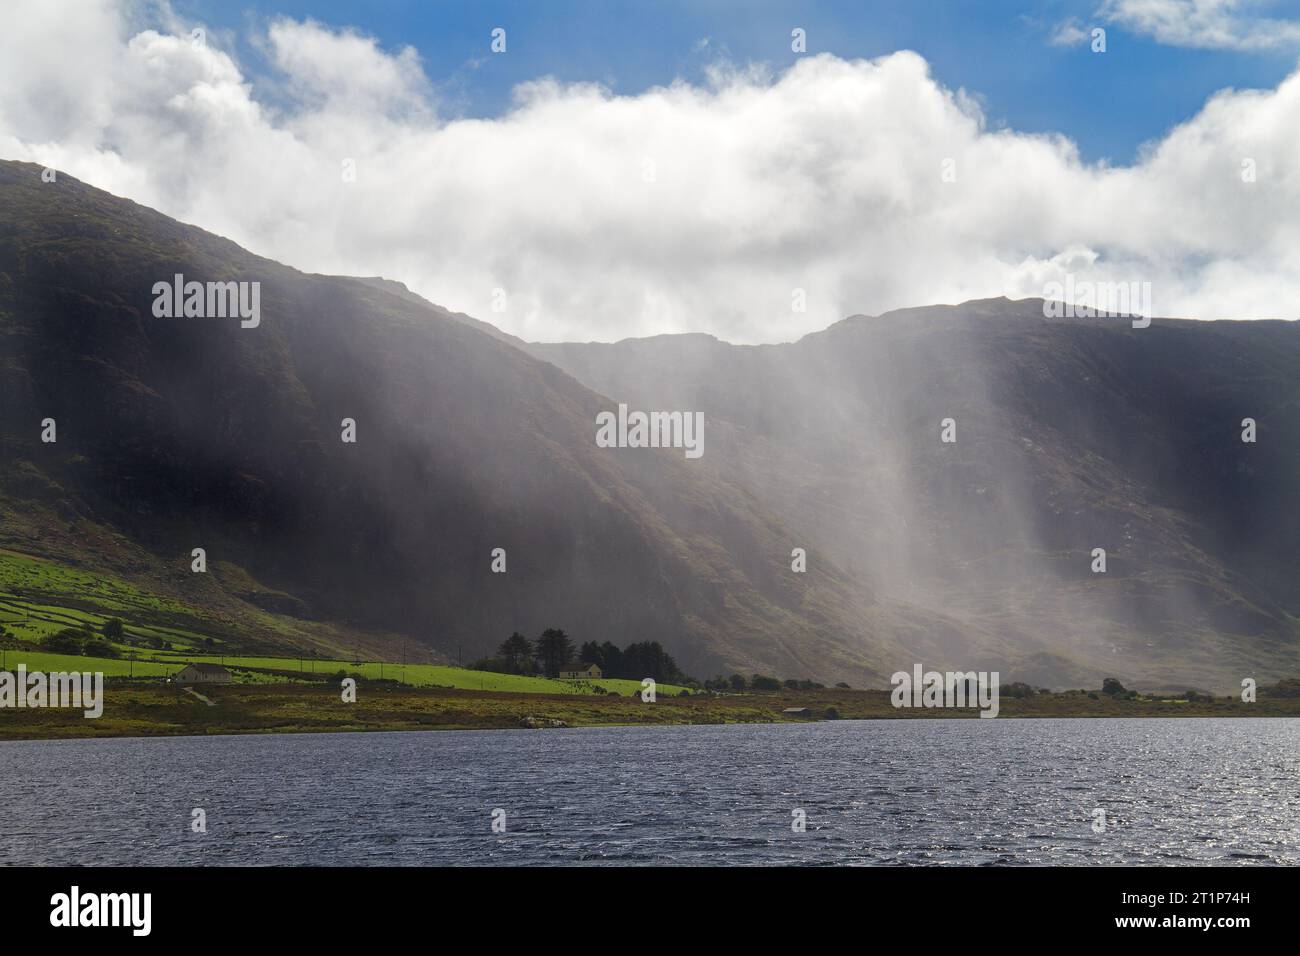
[[1266, 678, 1300, 698], [43, 629, 85, 654], [1101, 677, 1127, 696], [470, 657, 515, 674]]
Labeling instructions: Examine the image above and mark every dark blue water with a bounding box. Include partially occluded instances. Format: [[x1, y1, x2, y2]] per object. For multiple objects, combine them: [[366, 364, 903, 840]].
[[1, 718, 1295, 865]]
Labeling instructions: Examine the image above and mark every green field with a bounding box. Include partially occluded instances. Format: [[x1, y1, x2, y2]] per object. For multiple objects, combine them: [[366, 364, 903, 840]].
[[0, 548, 695, 696], [0, 548, 368, 658], [0, 648, 176, 678], [0, 645, 694, 696], [149, 656, 693, 696]]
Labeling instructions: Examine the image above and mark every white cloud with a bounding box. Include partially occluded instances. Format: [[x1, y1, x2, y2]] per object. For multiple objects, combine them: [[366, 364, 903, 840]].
[[264, 18, 434, 118], [1048, 19, 1091, 46], [2, 0, 1300, 343], [1100, 0, 1300, 51]]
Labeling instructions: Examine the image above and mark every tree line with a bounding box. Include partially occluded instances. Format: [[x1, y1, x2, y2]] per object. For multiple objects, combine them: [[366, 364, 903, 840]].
[[474, 629, 688, 683], [702, 674, 841, 692]]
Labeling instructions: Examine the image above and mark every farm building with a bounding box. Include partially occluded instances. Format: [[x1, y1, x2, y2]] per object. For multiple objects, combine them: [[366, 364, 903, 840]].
[[559, 662, 602, 679], [173, 662, 232, 685]]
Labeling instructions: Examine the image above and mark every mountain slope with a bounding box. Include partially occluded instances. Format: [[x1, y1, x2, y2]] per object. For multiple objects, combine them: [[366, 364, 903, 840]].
[[4, 159, 1297, 689], [529, 299, 1300, 689], [0, 160, 917, 681]]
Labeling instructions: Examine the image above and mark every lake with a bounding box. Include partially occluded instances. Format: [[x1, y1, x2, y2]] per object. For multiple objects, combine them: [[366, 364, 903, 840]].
[[1, 718, 1295, 865]]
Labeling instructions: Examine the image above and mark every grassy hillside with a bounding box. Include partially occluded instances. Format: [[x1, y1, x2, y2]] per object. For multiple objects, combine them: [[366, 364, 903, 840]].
[[0, 547, 398, 661], [0, 546, 691, 694]]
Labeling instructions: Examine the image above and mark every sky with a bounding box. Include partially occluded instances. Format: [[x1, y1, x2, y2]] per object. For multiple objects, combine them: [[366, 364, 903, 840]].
[[2, 0, 1300, 342], [169, 0, 1300, 163]]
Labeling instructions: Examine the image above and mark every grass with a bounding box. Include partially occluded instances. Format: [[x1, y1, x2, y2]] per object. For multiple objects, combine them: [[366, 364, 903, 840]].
[[149, 657, 693, 696], [0, 548, 697, 697], [0, 644, 695, 697], [0, 546, 382, 661], [0, 548, 232, 652], [1, 680, 1298, 741], [0, 648, 177, 678], [0, 682, 768, 739], [0, 549, 191, 616], [2, 550, 1295, 742]]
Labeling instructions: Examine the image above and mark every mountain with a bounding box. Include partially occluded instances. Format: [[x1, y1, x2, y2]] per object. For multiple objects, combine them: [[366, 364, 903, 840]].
[[2, 158, 1297, 690], [530, 300, 1300, 690], [0, 160, 909, 682]]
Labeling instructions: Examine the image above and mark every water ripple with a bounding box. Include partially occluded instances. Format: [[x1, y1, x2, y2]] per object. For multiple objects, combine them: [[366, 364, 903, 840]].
[[0, 717, 1295, 865]]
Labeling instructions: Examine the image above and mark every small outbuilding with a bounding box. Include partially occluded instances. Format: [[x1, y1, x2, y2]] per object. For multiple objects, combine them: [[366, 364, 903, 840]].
[[781, 707, 812, 717], [174, 662, 232, 685], [559, 662, 603, 680]]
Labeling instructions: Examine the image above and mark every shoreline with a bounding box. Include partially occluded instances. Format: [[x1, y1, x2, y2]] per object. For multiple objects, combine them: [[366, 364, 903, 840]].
[[2, 713, 1298, 747], [1, 681, 1297, 741]]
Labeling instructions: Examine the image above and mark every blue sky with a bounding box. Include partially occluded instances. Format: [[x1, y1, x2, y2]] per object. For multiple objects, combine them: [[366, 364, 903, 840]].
[[171, 0, 1300, 163]]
